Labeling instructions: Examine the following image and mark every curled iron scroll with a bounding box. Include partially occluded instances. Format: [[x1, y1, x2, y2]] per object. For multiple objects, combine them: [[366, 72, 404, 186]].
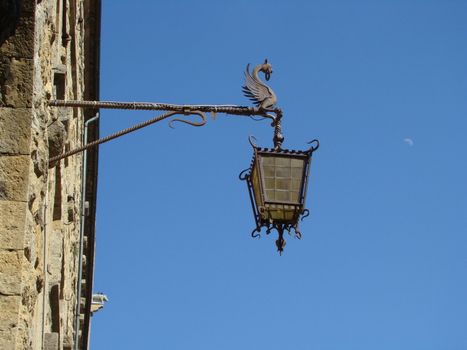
[[238, 168, 250, 181], [251, 228, 261, 239], [168, 110, 207, 129], [248, 135, 258, 148], [294, 226, 302, 239], [307, 139, 320, 153]]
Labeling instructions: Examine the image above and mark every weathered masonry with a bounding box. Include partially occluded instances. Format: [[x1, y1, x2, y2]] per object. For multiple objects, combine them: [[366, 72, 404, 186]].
[[0, 0, 100, 349]]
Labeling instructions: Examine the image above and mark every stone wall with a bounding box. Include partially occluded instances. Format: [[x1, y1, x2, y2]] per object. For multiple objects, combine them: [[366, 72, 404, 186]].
[[0, 0, 100, 349]]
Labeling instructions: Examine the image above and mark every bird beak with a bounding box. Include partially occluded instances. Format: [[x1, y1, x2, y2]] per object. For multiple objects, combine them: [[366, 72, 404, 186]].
[[265, 72, 270, 81]]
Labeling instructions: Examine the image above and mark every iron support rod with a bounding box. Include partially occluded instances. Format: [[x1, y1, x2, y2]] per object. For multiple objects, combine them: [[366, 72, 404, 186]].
[[49, 110, 182, 165], [48, 99, 282, 117], [48, 99, 284, 164]]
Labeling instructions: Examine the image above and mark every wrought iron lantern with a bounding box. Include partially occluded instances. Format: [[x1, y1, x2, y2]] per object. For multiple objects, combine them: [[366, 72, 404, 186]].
[[48, 59, 319, 255], [240, 138, 319, 254]]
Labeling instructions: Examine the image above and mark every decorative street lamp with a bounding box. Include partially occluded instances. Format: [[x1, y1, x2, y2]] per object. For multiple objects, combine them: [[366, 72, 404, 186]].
[[240, 138, 319, 255], [48, 59, 319, 254], [238, 59, 320, 254]]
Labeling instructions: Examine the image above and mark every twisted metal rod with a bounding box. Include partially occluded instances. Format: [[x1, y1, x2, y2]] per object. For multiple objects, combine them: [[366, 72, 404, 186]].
[[48, 99, 285, 165], [49, 110, 206, 165], [48, 99, 282, 118]]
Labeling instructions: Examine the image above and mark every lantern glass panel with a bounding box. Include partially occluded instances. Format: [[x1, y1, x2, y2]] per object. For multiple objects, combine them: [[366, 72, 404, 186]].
[[260, 155, 306, 205], [245, 145, 316, 230], [251, 165, 263, 209], [248, 149, 311, 225], [267, 204, 297, 221]]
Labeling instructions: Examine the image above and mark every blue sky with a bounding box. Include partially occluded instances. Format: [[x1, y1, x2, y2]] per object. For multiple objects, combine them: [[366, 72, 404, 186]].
[[91, 1, 467, 349]]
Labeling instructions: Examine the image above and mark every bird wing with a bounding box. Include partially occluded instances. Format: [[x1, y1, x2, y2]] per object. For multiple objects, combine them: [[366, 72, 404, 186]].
[[242, 64, 274, 107]]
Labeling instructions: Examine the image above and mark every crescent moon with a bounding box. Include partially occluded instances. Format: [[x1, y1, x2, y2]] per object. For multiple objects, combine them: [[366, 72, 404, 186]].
[[403, 138, 414, 146]]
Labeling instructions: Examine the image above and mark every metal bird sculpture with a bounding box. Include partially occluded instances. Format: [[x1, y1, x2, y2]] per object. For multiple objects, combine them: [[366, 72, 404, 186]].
[[242, 59, 277, 110]]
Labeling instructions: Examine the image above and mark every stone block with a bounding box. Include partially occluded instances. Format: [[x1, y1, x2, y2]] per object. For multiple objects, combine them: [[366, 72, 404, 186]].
[[48, 230, 64, 285], [0, 296, 21, 330], [44, 332, 59, 350], [0, 329, 15, 350], [48, 120, 66, 159], [0, 155, 29, 202], [0, 251, 22, 295], [0, 57, 33, 108], [0, 108, 32, 155], [0, 200, 26, 249], [0, 14, 35, 59]]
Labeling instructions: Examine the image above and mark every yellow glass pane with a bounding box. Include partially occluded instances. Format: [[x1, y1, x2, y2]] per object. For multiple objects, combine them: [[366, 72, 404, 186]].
[[275, 190, 289, 201], [262, 203, 301, 222], [269, 209, 284, 220], [291, 180, 301, 191], [284, 211, 294, 221], [276, 167, 291, 178], [275, 178, 290, 190], [265, 178, 275, 189], [291, 167, 303, 179], [291, 158, 305, 168], [251, 167, 263, 207], [262, 156, 275, 166], [289, 190, 300, 203], [264, 166, 275, 177], [275, 157, 290, 167], [266, 190, 275, 201]]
